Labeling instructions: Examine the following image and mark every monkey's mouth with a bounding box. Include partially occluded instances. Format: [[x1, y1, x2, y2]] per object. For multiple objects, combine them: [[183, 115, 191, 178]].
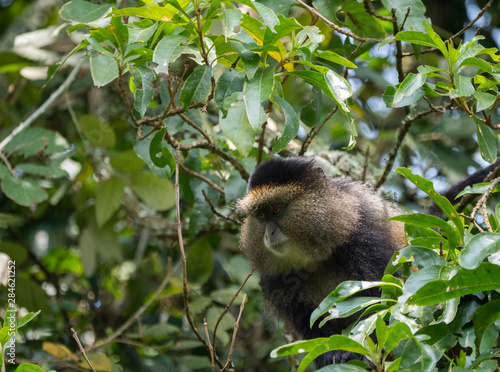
[[264, 237, 289, 255]]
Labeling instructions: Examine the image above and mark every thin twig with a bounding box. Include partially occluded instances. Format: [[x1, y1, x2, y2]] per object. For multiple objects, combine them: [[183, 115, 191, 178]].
[[181, 164, 225, 194], [375, 103, 453, 189], [294, 0, 383, 43], [450, 0, 493, 41], [363, 0, 393, 22], [212, 271, 253, 355], [391, 8, 406, 84], [203, 320, 215, 372], [202, 190, 240, 225], [222, 293, 247, 371], [0, 59, 83, 152], [469, 177, 500, 233], [456, 161, 500, 213], [299, 108, 338, 156], [71, 328, 96, 372], [174, 146, 224, 369]]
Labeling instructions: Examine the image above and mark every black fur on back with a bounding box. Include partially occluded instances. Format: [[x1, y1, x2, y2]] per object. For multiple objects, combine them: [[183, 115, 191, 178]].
[[248, 157, 315, 191]]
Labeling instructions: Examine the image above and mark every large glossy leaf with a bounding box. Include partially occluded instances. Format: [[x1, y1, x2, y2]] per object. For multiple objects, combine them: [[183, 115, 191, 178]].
[[179, 65, 213, 109], [16, 163, 68, 178], [243, 66, 274, 130], [473, 299, 500, 351], [59, 0, 112, 26], [214, 69, 245, 114], [395, 168, 464, 240], [460, 233, 500, 270], [129, 171, 175, 211], [475, 117, 497, 164], [313, 50, 357, 69], [271, 95, 299, 153], [408, 263, 500, 306], [4, 128, 69, 158], [1, 176, 48, 207], [311, 281, 401, 326], [149, 128, 175, 175], [393, 73, 427, 107], [130, 65, 155, 117], [297, 335, 370, 372], [300, 86, 322, 127], [389, 214, 459, 252], [153, 34, 189, 75], [90, 54, 119, 87], [395, 24, 447, 58], [324, 70, 351, 114], [219, 103, 255, 157], [95, 177, 124, 227]]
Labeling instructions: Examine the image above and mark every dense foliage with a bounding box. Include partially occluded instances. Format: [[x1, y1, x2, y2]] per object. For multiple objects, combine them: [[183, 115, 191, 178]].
[[1, 0, 500, 371]]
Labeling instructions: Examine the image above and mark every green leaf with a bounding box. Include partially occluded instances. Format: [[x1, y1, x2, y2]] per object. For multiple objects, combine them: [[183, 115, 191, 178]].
[[341, 1, 384, 39], [456, 182, 500, 198], [1, 175, 48, 207], [389, 246, 447, 271], [111, 1, 190, 22], [313, 50, 357, 69], [153, 35, 189, 75], [134, 138, 170, 178], [324, 70, 352, 114], [271, 95, 299, 153], [395, 168, 464, 240], [383, 85, 426, 109], [389, 213, 459, 252], [89, 54, 119, 87], [473, 299, 500, 350], [149, 128, 176, 175], [0, 241, 28, 263], [381, 0, 427, 31], [300, 86, 322, 127], [474, 91, 497, 112], [15, 363, 47, 372], [16, 163, 68, 178], [449, 74, 475, 98], [4, 128, 69, 158], [299, 336, 370, 371], [319, 297, 383, 327], [459, 233, 500, 270], [393, 73, 427, 107], [130, 65, 155, 117], [59, 0, 112, 26], [475, 117, 497, 164], [243, 66, 274, 130], [395, 24, 447, 58], [179, 65, 213, 109], [95, 177, 124, 227], [253, 2, 279, 31], [408, 263, 500, 306], [381, 324, 413, 358], [222, 8, 242, 39], [110, 150, 146, 172], [229, 40, 260, 80], [211, 288, 245, 306], [129, 171, 175, 211], [186, 238, 213, 285], [311, 281, 401, 326], [214, 69, 245, 114], [80, 115, 116, 148], [17, 310, 41, 328], [219, 103, 255, 157], [459, 57, 493, 74]]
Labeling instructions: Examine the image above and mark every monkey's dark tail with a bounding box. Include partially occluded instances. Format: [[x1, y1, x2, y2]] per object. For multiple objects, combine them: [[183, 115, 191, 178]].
[[427, 159, 500, 217]]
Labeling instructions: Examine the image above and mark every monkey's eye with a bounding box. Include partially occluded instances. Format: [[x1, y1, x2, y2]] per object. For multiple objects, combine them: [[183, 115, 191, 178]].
[[256, 211, 266, 220], [271, 206, 281, 216]]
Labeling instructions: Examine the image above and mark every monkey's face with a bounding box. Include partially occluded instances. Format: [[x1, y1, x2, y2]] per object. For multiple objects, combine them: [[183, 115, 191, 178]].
[[238, 189, 335, 275]]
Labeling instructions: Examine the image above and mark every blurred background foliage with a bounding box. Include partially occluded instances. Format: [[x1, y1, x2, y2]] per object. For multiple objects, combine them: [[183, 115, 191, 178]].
[[0, 0, 500, 371]]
